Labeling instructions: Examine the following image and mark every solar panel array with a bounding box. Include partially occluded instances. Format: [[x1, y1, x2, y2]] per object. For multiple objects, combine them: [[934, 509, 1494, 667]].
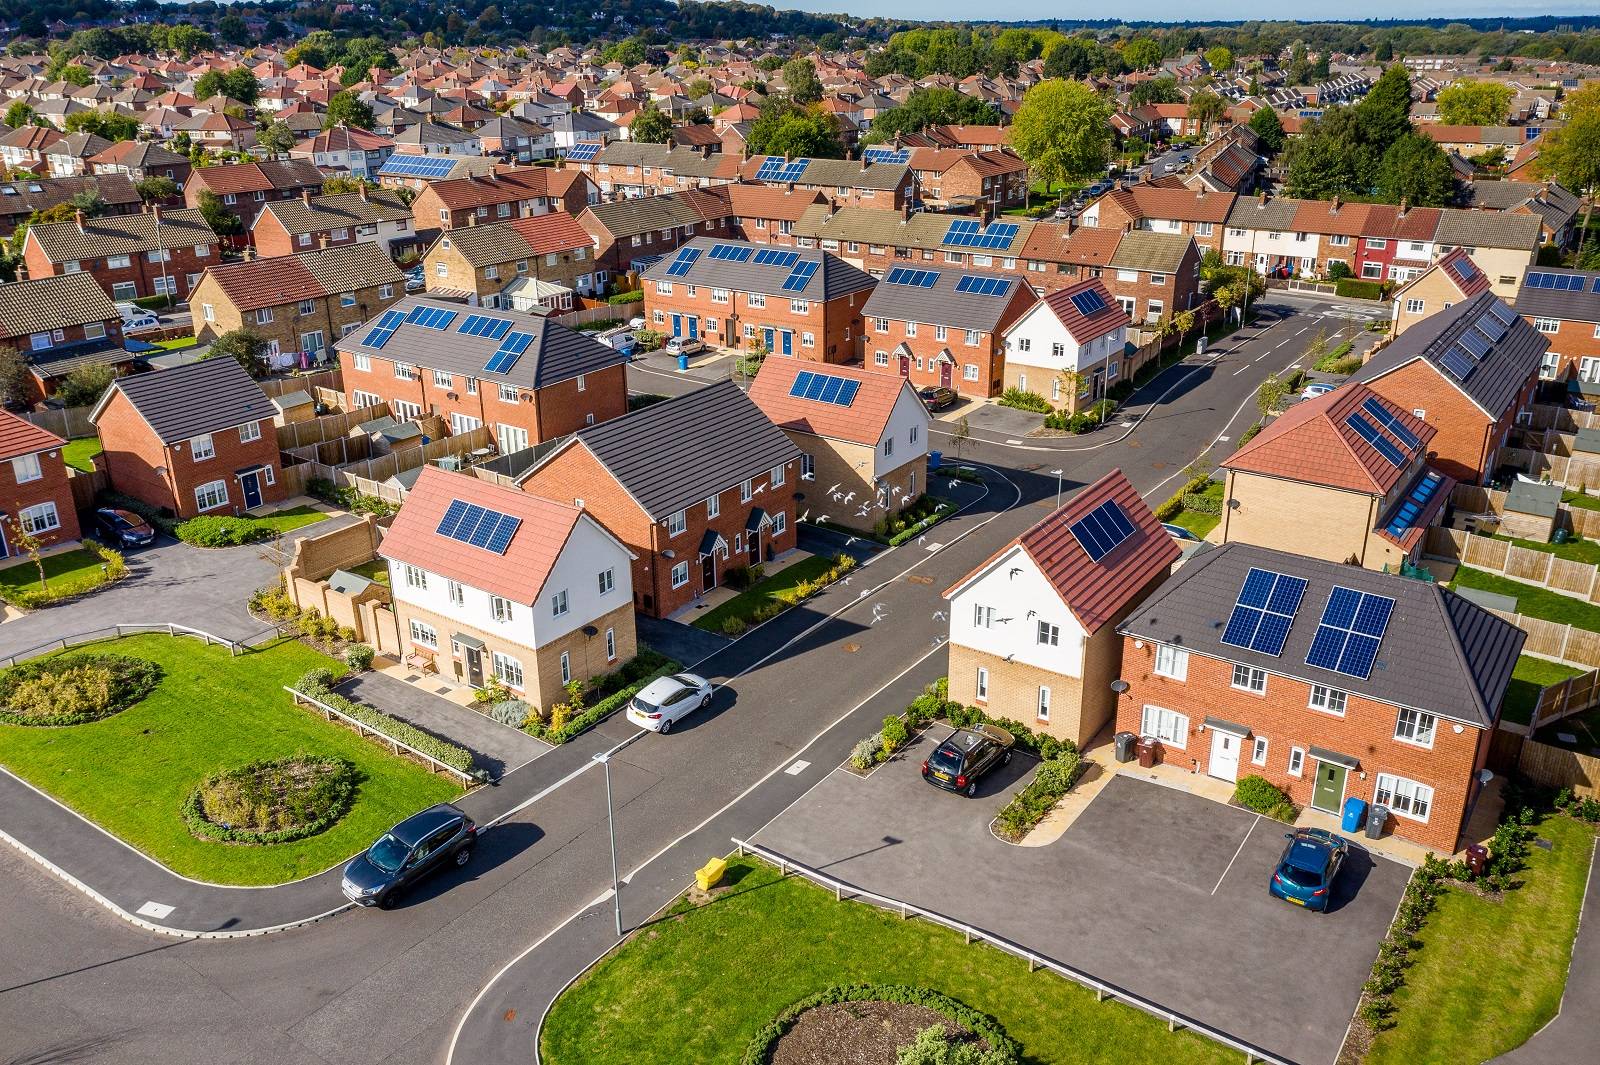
[[436, 499, 522, 555], [707, 243, 754, 263], [862, 146, 910, 164], [1068, 288, 1108, 316], [781, 260, 818, 293], [1221, 568, 1310, 657], [378, 154, 458, 179], [1445, 254, 1480, 285], [1306, 586, 1394, 679], [1068, 499, 1137, 563], [565, 141, 603, 162], [1440, 302, 1514, 382], [1360, 397, 1422, 450], [943, 219, 1020, 249], [753, 248, 799, 268], [954, 275, 1012, 297], [1524, 271, 1587, 291], [885, 267, 939, 288], [789, 370, 861, 407], [1345, 413, 1410, 468], [405, 305, 458, 330], [360, 308, 406, 349], [1384, 470, 1446, 539], [484, 331, 534, 375], [664, 246, 702, 277], [755, 157, 810, 183], [458, 314, 513, 340]]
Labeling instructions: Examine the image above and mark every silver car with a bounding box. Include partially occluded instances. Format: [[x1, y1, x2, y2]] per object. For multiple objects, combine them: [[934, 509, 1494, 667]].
[[626, 673, 713, 733]]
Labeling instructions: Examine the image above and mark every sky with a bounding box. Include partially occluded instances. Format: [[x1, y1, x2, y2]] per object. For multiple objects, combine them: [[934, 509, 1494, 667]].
[[780, 2, 1595, 24]]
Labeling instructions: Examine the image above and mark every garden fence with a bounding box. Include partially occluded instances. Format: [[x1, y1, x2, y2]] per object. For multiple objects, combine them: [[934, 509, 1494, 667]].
[[284, 686, 476, 786], [0, 623, 248, 669], [1425, 526, 1600, 606], [20, 405, 96, 438], [1529, 669, 1600, 731], [1516, 740, 1600, 799], [729, 837, 1289, 1065]]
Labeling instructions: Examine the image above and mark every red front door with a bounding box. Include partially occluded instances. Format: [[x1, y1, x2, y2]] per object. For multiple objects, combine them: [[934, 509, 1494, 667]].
[[939, 361, 953, 388], [898, 355, 911, 377]]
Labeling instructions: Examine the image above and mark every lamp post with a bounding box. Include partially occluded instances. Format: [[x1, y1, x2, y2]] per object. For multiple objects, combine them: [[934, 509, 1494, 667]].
[[1051, 469, 1064, 509], [593, 751, 622, 937]]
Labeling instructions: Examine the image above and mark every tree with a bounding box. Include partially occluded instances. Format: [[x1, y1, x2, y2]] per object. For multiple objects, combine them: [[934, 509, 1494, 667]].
[[204, 329, 270, 379], [1355, 65, 1414, 154], [1129, 77, 1180, 108], [1009, 80, 1112, 199], [0, 347, 31, 409], [684, 78, 713, 102], [1042, 37, 1100, 80], [1247, 107, 1286, 155], [1187, 91, 1227, 136], [1374, 132, 1455, 207], [748, 99, 843, 159], [6, 515, 51, 597], [134, 176, 179, 202], [165, 26, 213, 59], [1436, 80, 1514, 125], [58, 64, 93, 88], [782, 58, 822, 105], [602, 37, 648, 68], [196, 191, 243, 237], [195, 68, 260, 107], [630, 102, 672, 144], [1285, 107, 1374, 201], [4, 101, 36, 130], [256, 120, 296, 155], [1204, 47, 1234, 74], [949, 415, 972, 461], [218, 12, 251, 46], [63, 111, 141, 142], [1374, 37, 1394, 62], [321, 175, 376, 195], [1536, 87, 1600, 265], [324, 92, 375, 131], [868, 88, 998, 142], [55, 363, 114, 408], [1256, 373, 1288, 419], [1123, 37, 1162, 70]]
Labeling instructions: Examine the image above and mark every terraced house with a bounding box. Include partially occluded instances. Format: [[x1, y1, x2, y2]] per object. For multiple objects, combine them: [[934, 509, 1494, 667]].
[[905, 146, 1030, 213], [738, 154, 914, 210], [183, 159, 326, 233], [250, 187, 415, 260], [1078, 185, 1235, 255], [409, 168, 594, 233], [1512, 265, 1600, 387], [859, 265, 1034, 398], [561, 140, 740, 197], [423, 214, 599, 308], [0, 272, 130, 404], [22, 206, 219, 302], [577, 187, 734, 277]]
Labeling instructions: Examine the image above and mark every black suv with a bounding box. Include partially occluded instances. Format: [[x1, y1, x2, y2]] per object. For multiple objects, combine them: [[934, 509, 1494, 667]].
[[921, 724, 1015, 797], [341, 803, 477, 909]]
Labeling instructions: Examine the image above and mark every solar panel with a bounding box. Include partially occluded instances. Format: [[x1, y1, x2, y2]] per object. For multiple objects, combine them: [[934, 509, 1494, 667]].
[[1346, 413, 1409, 467], [781, 260, 818, 292], [755, 157, 809, 182], [484, 331, 534, 375], [942, 219, 1021, 250], [789, 371, 862, 408], [458, 314, 513, 339], [943, 219, 981, 245], [1474, 310, 1509, 344], [1069, 288, 1108, 316], [753, 248, 799, 268], [1457, 327, 1491, 359], [359, 308, 406, 349], [1484, 300, 1516, 327], [885, 267, 938, 287], [378, 154, 458, 179], [405, 305, 458, 330], [436, 499, 470, 538], [1221, 567, 1310, 657], [1525, 271, 1582, 291], [436, 500, 522, 555], [1384, 470, 1445, 538], [707, 243, 754, 262], [1305, 586, 1394, 679], [1360, 398, 1423, 451], [1439, 347, 1477, 381], [484, 514, 521, 554], [954, 275, 1012, 297], [565, 141, 602, 162], [1446, 255, 1480, 282], [1068, 499, 1137, 563], [664, 246, 702, 277], [862, 146, 910, 164]]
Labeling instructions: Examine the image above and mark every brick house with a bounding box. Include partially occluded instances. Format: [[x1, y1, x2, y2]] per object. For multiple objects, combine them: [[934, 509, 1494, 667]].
[[1390, 248, 1493, 338], [250, 187, 416, 260], [859, 264, 1033, 398], [192, 242, 405, 361], [943, 470, 1179, 747], [999, 278, 1131, 411], [1218, 384, 1453, 572], [289, 125, 396, 180], [87, 141, 191, 189], [908, 147, 1030, 212], [22, 205, 220, 303], [738, 155, 914, 210], [0, 272, 130, 405], [423, 214, 602, 306], [1116, 541, 1524, 852], [577, 187, 735, 277], [564, 141, 739, 198], [0, 410, 82, 553], [1079, 186, 1235, 255], [379, 465, 637, 709], [641, 237, 876, 362], [183, 159, 326, 233], [0, 126, 64, 171], [410, 168, 595, 233], [0, 174, 143, 239], [91, 357, 285, 520], [335, 296, 629, 452], [1017, 226, 1203, 325], [1510, 265, 1600, 388], [724, 184, 825, 243], [517, 380, 801, 619], [1353, 294, 1545, 485], [747, 358, 930, 532]]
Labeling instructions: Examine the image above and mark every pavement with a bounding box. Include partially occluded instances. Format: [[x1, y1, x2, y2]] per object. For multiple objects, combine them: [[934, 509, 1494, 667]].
[[335, 672, 549, 779]]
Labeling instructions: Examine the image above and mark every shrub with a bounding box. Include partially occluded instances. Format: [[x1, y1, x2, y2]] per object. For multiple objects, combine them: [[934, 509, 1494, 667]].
[[344, 644, 374, 672], [294, 673, 473, 773], [720, 616, 748, 637], [897, 1024, 1013, 1065], [740, 984, 1019, 1065], [528, 656, 680, 743], [1233, 775, 1295, 819], [487, 699, 529, 727], [1180, 489, 1223, 514], [635, 328, 665, 352], [1327, 261, 1352, 281], [1335, 278, 1385, 301], [993, 750, 1083, 841], [0, 653, 162, 725], [850, 735, 882, 771], [606, 289, 644, 305], [1576, 797, 1600, 823], [1237, 423, 1264, 446], [997, 387, 1051, 413], [175, 515, 271, 547], [881, 714, 909, 754], [183, 755, 357, 844]]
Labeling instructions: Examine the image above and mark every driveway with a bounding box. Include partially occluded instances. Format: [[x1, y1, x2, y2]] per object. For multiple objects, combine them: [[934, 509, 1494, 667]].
[[336, 672, 548, 778], [753, 727, 1411, 1065]]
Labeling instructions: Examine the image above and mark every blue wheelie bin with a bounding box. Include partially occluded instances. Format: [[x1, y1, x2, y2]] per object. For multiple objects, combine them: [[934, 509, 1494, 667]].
[[1341, 796, 1368, 834]]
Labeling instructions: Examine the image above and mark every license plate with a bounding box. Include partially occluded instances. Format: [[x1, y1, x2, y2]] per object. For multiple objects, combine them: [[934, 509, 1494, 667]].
[[1287, 896, 1306, 906], [934, 771, 951, 781]]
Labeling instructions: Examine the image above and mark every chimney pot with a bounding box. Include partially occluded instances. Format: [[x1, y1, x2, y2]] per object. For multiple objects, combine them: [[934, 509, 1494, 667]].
[[302, 188, 312, 206]]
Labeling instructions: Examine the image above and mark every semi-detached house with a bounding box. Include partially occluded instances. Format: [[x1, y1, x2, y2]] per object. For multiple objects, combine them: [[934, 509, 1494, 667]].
[[183, 159, 326, 233], [250, 187, 415, 260], [1000, 278, 1131, 411], [423, 213, 600, 307], [0, 410, 81, 553], [858, 264, 1034, 398], [0, 272, 129, 404], [738, 154, 914, 210], [1512, 265, 1600, 388], [1389, 248, 1493, 338], [22, 206, 220, 302], [577, 186, 734, 277]]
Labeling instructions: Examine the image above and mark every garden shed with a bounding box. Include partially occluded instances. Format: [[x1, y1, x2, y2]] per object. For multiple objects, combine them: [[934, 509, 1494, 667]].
[[1501, 480, 1562, 542]]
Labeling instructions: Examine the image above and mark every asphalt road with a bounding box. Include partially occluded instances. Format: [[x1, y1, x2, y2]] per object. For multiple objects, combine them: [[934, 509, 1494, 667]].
[[0, 297, 1336, 1065]]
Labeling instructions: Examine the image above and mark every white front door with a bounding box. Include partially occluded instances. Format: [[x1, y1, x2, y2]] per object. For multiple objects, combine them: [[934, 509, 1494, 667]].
[[1208, 730, 1241, 782]]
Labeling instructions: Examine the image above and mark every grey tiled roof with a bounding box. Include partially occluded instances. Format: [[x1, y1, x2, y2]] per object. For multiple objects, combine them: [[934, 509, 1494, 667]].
[[860, 267, 1025, 332], [1433, 208, 1543, 252], [0, 272, 118, 338], [98, 355, 277, 444], [258, 190, 412, 236], [1117, 542, 1524, 728], [581, 189, 729, 240], [1225, 196, 1300, 230], [28, 208, 215, 262], [1513, 267, 1600, 324], [640, 236, 875, 302]]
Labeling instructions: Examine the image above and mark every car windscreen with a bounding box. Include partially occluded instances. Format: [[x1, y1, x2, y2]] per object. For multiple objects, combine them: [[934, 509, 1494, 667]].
[[633, 687, 672, 712], [928, 747, 963, 774], [367, 833, 410, 873]]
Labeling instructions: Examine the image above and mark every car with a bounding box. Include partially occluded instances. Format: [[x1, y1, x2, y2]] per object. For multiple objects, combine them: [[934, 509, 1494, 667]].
[[1268, 827, 1348, 912], [664, 336, 706, 357], [341, 803, 477, 909], [918, 385, 957, 412], [114, 302, 160, 331], [601, 330, 638, 356], [1161, 522, 1200, 542], [1300, 382, 1336, 400], [921, 724, 1015, 797], [93, 507, 156, 547], [627, 672, 713, 733], [404, 268, 425, 293]]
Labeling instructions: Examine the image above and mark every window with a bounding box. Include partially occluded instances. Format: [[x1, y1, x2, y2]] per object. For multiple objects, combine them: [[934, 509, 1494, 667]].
[[884, 436, 894, 458], [435, 262, 448, 278], [800, 453, 815, 480], [606, 627, 617, 661], [975, 666, 989, 701], [380, 283, 394, 299], [874, 350, 889, 367], [18, 501, 58, 535], [395, 363, 416, 381], [576, 374, 586, 392], [1374, 773, 1433, 821], [770, 463, 785, 487], [1405, 299, 1425, 315], [711, 288, 729, 304], [239, 421, 261, 444], [352, 352, 371, 372], [748, 292, 765, 309], [670, 560, 689, 588], [963, 364, 979, 381], [107, 254, 130, 269], [447, 580, 464, 607], [352, 390, 381, 408], [1541, 352, 1560, 380], [1395, 708, 1437, 749], [740, 479, 753, 502], [189, 434, 215, 462], [1037, 686, 1051, 721], [1533, 318, 1561, 334], [492, 652, 524, 689], [1140, 705, 1188, 747], [1251, 736, 1268, 766], [906, 322, 917, 337], [11, 453, 42, 483], [1231, 664, 1267, 694], [297, 299, 315, 317], [801, 332, 815, 348], [790, 299, 808, 314], [667, 510, 686, 536], [255, 307, 274, 325], [194, 480, 229, 512], [965, 329, 980, 346], [403, 564, 428, 590], [706, 493, 720, 518], [773, 511, 786, 536], [1288, 747, 1305, 776], [1037, 620, 1059, 646], [466, 377, 477, 395], [560, 651, 571, 685], [1309, 685, 1347, 716], [972, 604, 994, 628], [394, 400, 422, 420], [1015, 336, 1031, 352], [1154, 644, 1188, 681], [550, 590, 569, 617], [935, 325, 947, 342], [598, 568, 615, 595]]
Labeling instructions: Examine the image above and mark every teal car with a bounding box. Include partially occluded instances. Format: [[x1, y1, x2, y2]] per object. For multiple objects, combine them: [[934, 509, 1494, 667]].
[[1269, 828, 1348, 912]]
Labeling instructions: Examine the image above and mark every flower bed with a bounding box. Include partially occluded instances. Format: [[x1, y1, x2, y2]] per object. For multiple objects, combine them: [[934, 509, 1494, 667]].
[[0, 652, 162, 725], [183, 755, 357, 844], [992, 749, 1084, 842], [740, 984, 1019, 1065]]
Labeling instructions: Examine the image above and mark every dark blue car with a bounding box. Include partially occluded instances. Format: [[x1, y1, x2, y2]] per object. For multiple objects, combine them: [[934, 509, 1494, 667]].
[[1269, 828, 1348, 912]]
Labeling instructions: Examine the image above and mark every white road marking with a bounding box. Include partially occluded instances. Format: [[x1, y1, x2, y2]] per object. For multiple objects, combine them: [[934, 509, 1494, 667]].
[[137, 901, 175, 919], [1212, 815, 1261, 896], [785, 760, 811, 775]]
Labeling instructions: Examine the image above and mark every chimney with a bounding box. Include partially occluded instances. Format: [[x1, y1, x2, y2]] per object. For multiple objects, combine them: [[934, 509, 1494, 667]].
[[1398, 197, 1409, 217], [358, 183, 369, 202], [317, 233, 329, 249], [302, 188, 312, 206], [1257, 190, 1268, 207], [1331, 195, 1341, 214], [901, 202, 910, 222], [74, 210, 85, 232]]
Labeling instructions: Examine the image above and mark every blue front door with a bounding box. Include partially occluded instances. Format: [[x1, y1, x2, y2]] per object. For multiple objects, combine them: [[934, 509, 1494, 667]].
[[780, 330, 793, 356], [687, 317, 699, 340], [763, 327, 775, 351], [240, 471, 262, 510], [671, 314, 683, 338]]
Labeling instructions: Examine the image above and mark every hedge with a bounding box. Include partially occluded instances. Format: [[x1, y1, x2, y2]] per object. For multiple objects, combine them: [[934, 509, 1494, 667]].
[[175, 515, 273, 547], [529, 654, 681, 743], [182, 756, 357, 845], [1153, 473, 1214, 522], [294, 669, 475, 774], [1335, 278, 1385, 301], [607, 289, 644, 305], [739, 984, 1019, 1065], [1232, 774, 1296, 822], [886, 497, 956, 547], [997, 387, 1052, 414], [993, 750, 1084, 841]]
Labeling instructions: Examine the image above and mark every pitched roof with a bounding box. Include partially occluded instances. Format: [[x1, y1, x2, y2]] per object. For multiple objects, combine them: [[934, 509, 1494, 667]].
[[256, 189, 411, 235], [748, 357, 918, 447], [1035, 278, 1131, 344], [1101, 185, 1236, 224], [202, 243, 403, 311], [0, 408, 65, 461], [641, 236, 875, 303], [1117, 541, 1524, 728], [190, 159, 325, 195], [740, 154, 909, 191], [1514, 266, 1600, 324], [859, 265, 1025, 332], [506, 212, 593, 255], [0, 272, 119, 338], [1108, 229, 1196, 273], [94, 356, 276, 444], [0, 173, 140, 220], [1420, 246, 1494, 300], [580, 186, 730, 241], [1433, 207, 1542, 252], [794, 205, 1037, 258], [723, 183, 825, 222], [28, 208, 215, 262]]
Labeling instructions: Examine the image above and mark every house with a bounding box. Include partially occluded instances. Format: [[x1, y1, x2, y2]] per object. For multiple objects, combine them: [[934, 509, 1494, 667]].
[[1353, 293, 1546, 485], [183, 159, 327, 232], [1459, 179, 1581, 248], [859, 264, 1033, 398], [0, 272, 129, 404], [1513, 265, 1600, 387], [577, 187, 734, 277], [250, 187, 415, 259], [1431, 210, 1543, 299], [739, 155, 914, 210], [42, 132, 113, 177], [907, 147, 1030, 212], [999, 278, 1131, 411], [641, 237, 876, 363], [86, 140, 191, 189], [1079, 186, 1235, 255], [422, 213, 601, 305], [563, 140, 739, 198], [517, 380, 801, 619], [1116, 541, 1524, 852], [0, 173, 143, 238], [747, 358, 930, 532], [943, 469, 1179, 746], [290, 125, 396, 180], [475, 116, 555, 163], [374, 152, 503, 193], [0, 410, 82, 552], [90, 357, 284, 520], [335, 296, 629, 451], [22, 205, 219, 302], [723, 183, 825, 243], [0, 125, 64, 171], [378, 465, 637, 707], [410, 168, 593, 232], [1218, 384, 1451, 571], [191, 242, 406, 361], [1390, 248, 1493, 338]]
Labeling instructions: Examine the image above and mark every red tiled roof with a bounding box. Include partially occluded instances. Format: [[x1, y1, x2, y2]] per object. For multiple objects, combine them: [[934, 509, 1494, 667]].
[[201, 255, 324, 311], [723, 183, 825, 222], [379, 465, 585, 605], [505, 212, 593, 254], [747, 357, 911, 447], [1037, 278, 1130, 345], [0, 409, 65, 461], [1017, 222, 1118, 266], [1288, 199, 1373, 238]]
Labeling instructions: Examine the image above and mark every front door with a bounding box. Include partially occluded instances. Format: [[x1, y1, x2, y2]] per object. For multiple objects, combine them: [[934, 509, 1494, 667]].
[[687, 317, 699, 340], [939, 360, 953, 388], [465, 646, 484, 687], [764, 327, 775, 353], [701, 553, 717, 592], [1207, 730, 1241, 782], [239, 470, 262, 510], [747, 528, 761, 565], [898, 354, 911, 377], [780, 330, 793, 356], [671, 314, 684, 338], [1312, 762, 1348, 814]]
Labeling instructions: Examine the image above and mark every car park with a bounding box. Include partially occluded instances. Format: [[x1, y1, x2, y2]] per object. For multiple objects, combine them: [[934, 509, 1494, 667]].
[[626, 672, 713, 733], [921, 724, 1014, 797], [664, 336, 706, 358], [341, 803, 477, 909], [114, 302, 160, 331], [1269, 828, 1348, 912], [93, 507, 156, 547], [918, 385, 957, 412]]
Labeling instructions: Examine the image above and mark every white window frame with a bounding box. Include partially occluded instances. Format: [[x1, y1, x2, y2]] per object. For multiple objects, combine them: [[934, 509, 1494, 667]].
[[189, 433, 215, 462], [1394, 707, 1437, 749], [670, 560, 689, 588], [1309, 684, 1347, 716], [238, 421, 261, 444], [1251, 736, 1268, 766], [972, 604, 994, 628], [1154, 644, 1188, 681], [18, 501, 59, 534], [492, 651, 524, 689], [447, 580, 465, 607], [975, 666, 989, 701], [1231, 664, 1267, 694], [667, 510, 687, 536], [770, 463, 785, 488], [403, 564, 427, 590], [1037, 620, 1060, 647], [194, 479, 229, 512], [605, 627, 617, 661], [11, 453, 42, 484], [550, 590, 569, 617], [1288, 747, 1305, 777], [598, 568, 615, 595], [1140, 704, 1188, 747], [1374, 773, 1433, 822], [1037, 685, 1051, 721]]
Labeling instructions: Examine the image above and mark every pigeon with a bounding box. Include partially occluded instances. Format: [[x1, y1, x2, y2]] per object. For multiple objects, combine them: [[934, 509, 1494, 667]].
[[825, 482, 842, 497], [918, 534, 926, 546], [798, 508, 810, 523], [846, 535, 859, 545], [859, 589, 870, 599], [948, 479, 961, 490], [818, 514, 830, 524], [842, 491, 856, 504]]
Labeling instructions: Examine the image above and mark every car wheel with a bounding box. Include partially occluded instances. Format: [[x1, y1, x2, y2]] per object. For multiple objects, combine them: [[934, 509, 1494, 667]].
[[453, 845, 472, 868], [965, 779, 979, 798], [659, 717, 672, 734], [699, 693, 711, 709], [377, 890, 399, 910]]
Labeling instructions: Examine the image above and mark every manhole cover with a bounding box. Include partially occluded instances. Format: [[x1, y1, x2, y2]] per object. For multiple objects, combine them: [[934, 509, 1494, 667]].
[[1126, 439, 1142, 448], [404, 674, 421, 682], [436, 687, 452, 695], [907, 575, 933, 585]]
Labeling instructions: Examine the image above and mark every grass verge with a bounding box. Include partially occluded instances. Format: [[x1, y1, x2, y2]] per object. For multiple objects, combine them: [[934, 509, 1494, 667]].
[[692, 554, 846, 634], [0, 546, 123, 606], [540, 855, 1237, 1065], [1502, 655, 1584, 727], [1452, 567, 1600, 631], [0, 634, 460, 884], [62, 437, 102, 473], [249, 505, 329, 535], [1168, 481, 1224, 540]]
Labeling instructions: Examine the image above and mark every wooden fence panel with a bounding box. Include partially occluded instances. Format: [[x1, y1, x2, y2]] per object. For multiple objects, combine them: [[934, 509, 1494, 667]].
[[1487, 727, 1526, 775], [1547, 557, 1596, 599], [276, 404, 393, 450], [260, 368, 342, 398], [1563, 629, 1600, 668], [1461, 535, 1511, 570], [1517, 741, 1600, 798]]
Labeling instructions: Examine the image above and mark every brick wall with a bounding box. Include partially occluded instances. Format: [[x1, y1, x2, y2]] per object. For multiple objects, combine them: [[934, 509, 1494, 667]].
[[1363, 358, 1532, 484], [1526, 314, 1600, 384], [0, 445, 81, 548], [23, 232, 220, 301], [645, 280, 869, 364], [284, 516, 382, 583], [193, 279, 401, 350], [790, 434, 922, 531]]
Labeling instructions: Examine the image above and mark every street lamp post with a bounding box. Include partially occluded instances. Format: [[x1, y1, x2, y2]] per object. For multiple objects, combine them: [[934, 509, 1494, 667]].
[[1052, 468, 1064, 509], [594, 751, 622, 937]]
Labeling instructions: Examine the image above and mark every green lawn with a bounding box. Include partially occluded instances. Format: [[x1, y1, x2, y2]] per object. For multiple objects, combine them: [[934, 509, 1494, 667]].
[[1562, 490, 1600, 513], [541, 856, 1236, 1065], [62, 437, 102, 473], [250, 505, 329, 535], [0, 635, 460, 884], [1452, 567, 1600, 631], [0, 547, 117, 605], [349, 558, 390, 586], [1502, 655, 1585, 726], [1168, 482, 1224, 540], [692, 555, 843, 633], [1493, 533, 1600, 566], [1368, 814, 1595, 1065], [152, 336, 197, 351]]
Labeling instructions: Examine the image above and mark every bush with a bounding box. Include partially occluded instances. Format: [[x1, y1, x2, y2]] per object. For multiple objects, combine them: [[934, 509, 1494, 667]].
[[607, 289, 644, 305], [1152, 472, 1213, 522], [0, 652, 163, 725], [487, 698, 530, 726], [1327, 261, 1352, 281], [1180, 489, 1223, 514], [850, 734, 882, 771], [344, 644, 374, 672], [1232, 775, 1295, 819], [1335, 278, 1385, 301], [175, 515, 271, 547], [183, 755, 357, 844], [294, 673, 474, 774], [997, 387, 1051, 413], [306, 478, 398, 518], [1313, 341, 1357, 374], [740, 985, 1019, 1065], [1237, 422, 1264, 447], [881, 714, 909, 754], [993, 749, 1083, 840], [526, 656, 681, 744], [635, 328, 665, 352]]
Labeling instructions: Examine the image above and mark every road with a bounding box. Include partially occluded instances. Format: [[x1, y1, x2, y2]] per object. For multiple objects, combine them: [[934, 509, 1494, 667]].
[[0, 296, 1334, 1065]]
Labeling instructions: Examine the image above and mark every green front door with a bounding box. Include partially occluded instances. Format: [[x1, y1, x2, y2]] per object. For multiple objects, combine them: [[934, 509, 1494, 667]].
[[1312, 761, 1348, 814]]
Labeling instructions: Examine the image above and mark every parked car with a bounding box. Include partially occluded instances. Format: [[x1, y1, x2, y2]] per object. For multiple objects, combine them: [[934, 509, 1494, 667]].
[[600, 329, 638, 356], [1268, 828, 1348, 912], [918, 386, 958, 412], [341, 803, 477, 909], [1300, 382, 1336, 400], [404, 267, 425, 293], [627, 673, 713, 733], [664, 336, 706, 358], [114, 302, 160, 331], [921, 724, 1014, 797], [1160, 522, 1200, 542], [93, 507, 156, 547]]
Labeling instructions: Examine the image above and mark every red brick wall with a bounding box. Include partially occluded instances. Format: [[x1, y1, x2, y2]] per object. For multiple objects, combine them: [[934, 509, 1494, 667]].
[[587, 215, 735, 275], [645, 281, 869, 365], [22, 233, 219, 301], [0, 445, 81, 548], [1363, 358, 1532, 485], [1116, 637, 1487, 852], [1526, 314, 1600, 384], [532, 364, 628, 439]]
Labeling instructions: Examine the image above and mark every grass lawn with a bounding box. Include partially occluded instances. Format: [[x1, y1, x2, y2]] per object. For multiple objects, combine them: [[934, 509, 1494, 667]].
[[349, 558, 390, 586], [692, 554, 842, 633], [1168, 482, 1224, 540], [1493, 533, 1600, 566], [0, 547, 117, 605], [541, 856, 1236, 1065], [1367, 814, 1595, 1065], [1562, 490, 1600, 514], [250, 505, 329, 535], [1451, 567, 1600, 631], [0, 635, 460, 884], [1502, 655, 1585, 726], [62, 437, 102, 473], [152, 336, 196, 351]]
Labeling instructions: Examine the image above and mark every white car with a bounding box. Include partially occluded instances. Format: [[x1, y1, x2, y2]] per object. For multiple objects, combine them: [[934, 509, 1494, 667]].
[[115, 302, 160, 331], [626, 673, 713, 734], [1301, 382, 1337, 400], [664, 336, 706, 357]]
